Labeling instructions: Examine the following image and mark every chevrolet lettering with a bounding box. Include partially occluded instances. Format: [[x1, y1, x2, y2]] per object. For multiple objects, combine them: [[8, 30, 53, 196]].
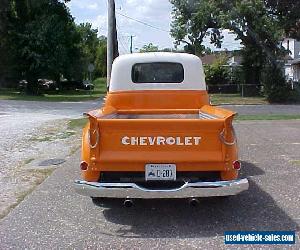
[[121, 136, 202, 146]]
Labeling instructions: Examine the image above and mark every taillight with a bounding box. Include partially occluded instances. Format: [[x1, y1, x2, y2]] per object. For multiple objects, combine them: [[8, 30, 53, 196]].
[[233, 160, 241, 170], [80, 161, 88, 171]]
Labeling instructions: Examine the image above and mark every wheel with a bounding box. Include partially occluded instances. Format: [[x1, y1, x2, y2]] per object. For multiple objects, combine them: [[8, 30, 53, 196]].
[[216, 195, 231, 200]]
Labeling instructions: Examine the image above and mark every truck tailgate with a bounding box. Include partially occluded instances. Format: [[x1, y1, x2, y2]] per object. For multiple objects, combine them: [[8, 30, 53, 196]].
[[87, 106, 236, 172]]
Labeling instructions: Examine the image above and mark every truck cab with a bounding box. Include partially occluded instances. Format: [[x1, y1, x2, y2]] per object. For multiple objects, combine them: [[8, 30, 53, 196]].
[[75, 52, 248, 203]]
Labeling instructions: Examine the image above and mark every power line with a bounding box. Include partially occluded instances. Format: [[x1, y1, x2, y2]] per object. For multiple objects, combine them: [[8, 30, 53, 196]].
[[116, 22, 130, 53], [118, 35, 128, 53], [116, 11, 170, 33], [119, 34, 130, 53]]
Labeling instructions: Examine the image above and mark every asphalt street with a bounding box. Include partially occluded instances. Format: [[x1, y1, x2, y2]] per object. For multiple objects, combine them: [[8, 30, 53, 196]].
[[1, 118, 300, 249], [0, 99, 102, 159], [0, 99, 103, 218], [222, 104, 300, 115]]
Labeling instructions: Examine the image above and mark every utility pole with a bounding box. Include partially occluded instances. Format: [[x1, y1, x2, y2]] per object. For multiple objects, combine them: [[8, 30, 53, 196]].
[[130, 35, 134, 53], [107, 0, 119, 90]]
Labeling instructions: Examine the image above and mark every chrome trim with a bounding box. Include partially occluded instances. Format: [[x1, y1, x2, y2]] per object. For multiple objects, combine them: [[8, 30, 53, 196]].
[[219, 128, 237, 146], [74, 178, 249, 199], [88, 129, 99, 149]]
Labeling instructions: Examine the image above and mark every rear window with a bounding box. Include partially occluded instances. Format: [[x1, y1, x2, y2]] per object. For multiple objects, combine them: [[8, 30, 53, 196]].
[[131, 62, 184, 83]]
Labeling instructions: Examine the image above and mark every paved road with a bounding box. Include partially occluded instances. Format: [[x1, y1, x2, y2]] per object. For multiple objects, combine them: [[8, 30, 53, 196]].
[[221, 104, 300, 115], [0, 99, 101, 159], [0, 99, 102, 157], [1, 100, 299, 116], [1, 120, 299, 249], [0, 99, 102, 219], [0, 99, 102, 117]]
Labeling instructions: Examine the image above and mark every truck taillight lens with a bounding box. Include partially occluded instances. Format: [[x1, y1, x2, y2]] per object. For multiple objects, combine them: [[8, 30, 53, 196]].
[[233, 160, 241, 170], [80, 161, 88, 171]]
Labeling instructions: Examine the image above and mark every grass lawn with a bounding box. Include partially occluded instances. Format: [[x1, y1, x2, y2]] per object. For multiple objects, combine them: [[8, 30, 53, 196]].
[[210, 93, 267, 105], [236, 114, 300, 120], [68, 118, 88, 130], [0, 82, 290, 106], [0, 78, 107, 102]]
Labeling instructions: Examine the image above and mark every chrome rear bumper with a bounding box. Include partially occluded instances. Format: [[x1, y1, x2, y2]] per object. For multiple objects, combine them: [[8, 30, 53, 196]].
[[74, 178, 249, 199]]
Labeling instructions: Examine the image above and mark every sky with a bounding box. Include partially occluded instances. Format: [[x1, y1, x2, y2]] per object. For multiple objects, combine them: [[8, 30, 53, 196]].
[[66, 0, 242, 54]]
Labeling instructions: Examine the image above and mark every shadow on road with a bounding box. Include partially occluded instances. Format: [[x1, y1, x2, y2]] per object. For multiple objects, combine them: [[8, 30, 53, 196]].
[[240, 161, 265, 178], [99, 163, 298, 238]]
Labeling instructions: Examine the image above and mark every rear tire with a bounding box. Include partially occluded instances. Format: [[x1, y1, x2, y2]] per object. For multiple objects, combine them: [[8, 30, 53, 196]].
[[216, 195, 231, 200]]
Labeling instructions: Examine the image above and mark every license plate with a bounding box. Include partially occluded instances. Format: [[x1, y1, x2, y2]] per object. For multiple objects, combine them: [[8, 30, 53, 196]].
[[145, 164, 176, 181]]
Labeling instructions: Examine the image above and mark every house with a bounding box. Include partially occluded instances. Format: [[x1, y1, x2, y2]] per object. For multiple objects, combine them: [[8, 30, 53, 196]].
[[200, 54, 218, 65], [227, 55, 242, 66], [282, 38, 300, 82], [200, 52, 242, 67]]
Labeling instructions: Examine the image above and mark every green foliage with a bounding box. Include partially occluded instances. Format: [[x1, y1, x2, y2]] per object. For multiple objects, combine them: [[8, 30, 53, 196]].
[[261, 63, 291, 103], [170, 0, 222, 55], [76, 24, 107, 79], [0, 0, 107, 94], [170, 0, 300, 101], [0, 78, 107, 102], [2, 0, 82, 94], [139, 44, 180, 53], [95, 37, 107, 77], [204, 55, 230, 85], [265, 0, 300, 39], [68, 118, 87, 130], [140, 43, 159, 52]]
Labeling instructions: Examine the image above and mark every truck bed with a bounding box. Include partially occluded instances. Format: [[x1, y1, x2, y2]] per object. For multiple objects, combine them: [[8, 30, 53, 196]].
[[86, 105, 236, 172], [101, 111, 219, 120]]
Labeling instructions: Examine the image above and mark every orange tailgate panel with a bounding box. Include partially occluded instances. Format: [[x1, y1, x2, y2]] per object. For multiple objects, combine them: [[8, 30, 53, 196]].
[[92, 119, 226, 172]]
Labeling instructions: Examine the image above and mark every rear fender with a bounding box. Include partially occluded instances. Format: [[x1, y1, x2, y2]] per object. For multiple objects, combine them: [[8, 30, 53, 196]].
[[222, 111, 238, 180], [81, 120, 100, 182], [200, 106, 239, 180]]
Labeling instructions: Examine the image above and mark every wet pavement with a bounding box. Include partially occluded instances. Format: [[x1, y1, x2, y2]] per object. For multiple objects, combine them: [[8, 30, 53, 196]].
[[0, 118, 300, 249]]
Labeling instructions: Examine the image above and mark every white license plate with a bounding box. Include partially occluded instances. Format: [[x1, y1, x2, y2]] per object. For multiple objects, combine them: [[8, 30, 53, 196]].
[[145, 164, 176, 181]]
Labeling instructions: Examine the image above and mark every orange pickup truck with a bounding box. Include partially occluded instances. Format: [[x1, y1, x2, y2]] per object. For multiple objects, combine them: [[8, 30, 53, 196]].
[[75, 52, 248, 206]]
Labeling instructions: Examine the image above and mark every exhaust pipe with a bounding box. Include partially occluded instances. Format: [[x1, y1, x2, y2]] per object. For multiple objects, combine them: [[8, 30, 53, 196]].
[[189, 198, 199, 207], [123, 199, 133, 208]]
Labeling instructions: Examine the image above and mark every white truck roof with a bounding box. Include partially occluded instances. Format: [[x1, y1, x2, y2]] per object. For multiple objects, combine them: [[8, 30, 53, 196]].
[[109, 52, 206, 92]]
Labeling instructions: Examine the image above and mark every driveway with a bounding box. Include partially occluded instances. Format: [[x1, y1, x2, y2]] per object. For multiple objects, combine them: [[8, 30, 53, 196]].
[[0, 119, 299, 249], [0, 99, 102, 219]]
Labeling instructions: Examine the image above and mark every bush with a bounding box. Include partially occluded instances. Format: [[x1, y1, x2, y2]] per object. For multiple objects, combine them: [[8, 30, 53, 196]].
[[288, 89, 300, 103], [26, 80, 44, 96], [261, 63, 291, 103], [204, 55, 230, 86], [207, 84, 239, 94]]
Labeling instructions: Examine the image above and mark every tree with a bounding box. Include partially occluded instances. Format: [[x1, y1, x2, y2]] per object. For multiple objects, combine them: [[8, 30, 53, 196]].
[[0, 0, 109, 93], [76, 23, 100, 79], [0, 0, 18, 87], [95, 36, 107, 77], [170, 0, 223, 55], [204, 54, 230, 86], [75, 25, 107, 79], [5, 0, 83, 94], [265, 0, 300, 39], [140, 43, 159, 52], [0, 1, 108, 92], [170, 0, 300, 101]]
